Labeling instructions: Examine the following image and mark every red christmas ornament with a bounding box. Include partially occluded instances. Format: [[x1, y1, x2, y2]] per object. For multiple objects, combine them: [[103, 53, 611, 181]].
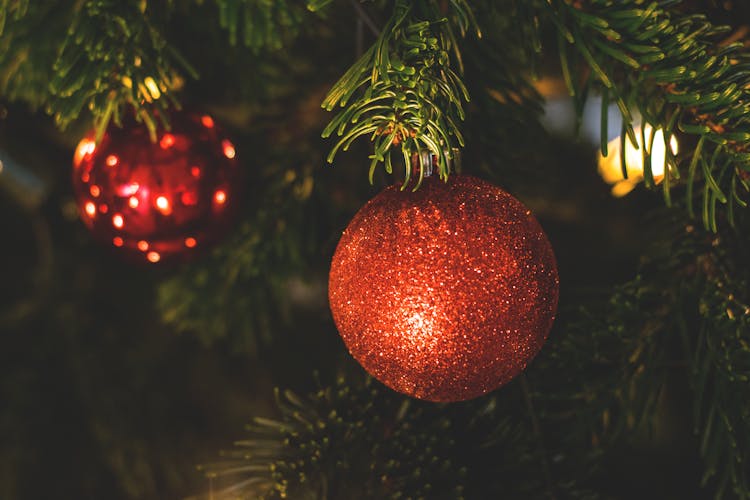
[[329, 175, 559, 402], [72, 111, 241, 263]]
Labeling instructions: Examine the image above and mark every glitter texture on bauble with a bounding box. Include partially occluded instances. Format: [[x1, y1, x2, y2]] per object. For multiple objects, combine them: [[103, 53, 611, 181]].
[[72, 110, 241, 263], [328, 175, 559, 402]]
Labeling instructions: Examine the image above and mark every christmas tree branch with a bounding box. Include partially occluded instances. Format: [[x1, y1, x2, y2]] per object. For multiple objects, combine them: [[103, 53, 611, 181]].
[[0, 4, 69, 109], [536, 213, 750, 499], [539, 0, 750, 229], [49, 0, 195, 142], [211, 0, 324, 51], [197, 378, 473, 499], [321, 0, 478, 189]]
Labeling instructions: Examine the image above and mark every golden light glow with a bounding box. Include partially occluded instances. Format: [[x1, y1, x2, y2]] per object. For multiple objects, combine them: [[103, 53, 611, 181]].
[[74, 138, 96, 167], [89, 185, 101, 197], [214, 190, 227, 205], [222, 140, 236, 159], [84, 202, 96, 217], [106, 155, 119, 167], [144, 77, 162, 100], [201, 115, 214, 128], [112, 213, 124, 229], [184, 237, 197, 248], [146, 251, 161, 263], [113, 237, 124, 247], [598, 125, 679, 197], [137, 240, 149, 252], [160, 133, 176, 149], [128, 196, 139, 208]]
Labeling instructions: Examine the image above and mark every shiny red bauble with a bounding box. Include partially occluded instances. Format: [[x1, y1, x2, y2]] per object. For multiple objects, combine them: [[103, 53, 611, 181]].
[[329, 175, 559, 402], [72, 111, 241, 263]]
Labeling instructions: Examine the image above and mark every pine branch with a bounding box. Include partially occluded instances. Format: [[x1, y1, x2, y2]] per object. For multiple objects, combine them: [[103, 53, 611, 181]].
[[156, 165, 316, 353], [539, 0, 750, 229], [197, 378, 473, 499], [688, 229, 750, 498], [0, 4, 68, 108], [536, 211, 750, 499], [48, 0, 196, 142], [211, 0, 320, 51], [321, 0, 478, 189]]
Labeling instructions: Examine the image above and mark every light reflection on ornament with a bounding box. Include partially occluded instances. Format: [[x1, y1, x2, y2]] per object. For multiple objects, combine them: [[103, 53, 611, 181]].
[[74, 138, 96, 167], [201, 115, 214, 128], [155, 195, 171, 214], [181, 191, 198, 206], [597, 124, 679, 197], [118, 182, 140, 197], [222, 140, 236, 159], [72, 110, 241, 263], [160, 133, 176, 149], [214, 190, 227, 205]]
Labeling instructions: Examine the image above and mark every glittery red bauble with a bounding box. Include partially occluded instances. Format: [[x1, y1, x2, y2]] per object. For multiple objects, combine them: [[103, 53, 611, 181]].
[[329, 175, 559, 402], [72, 111, 240, 263]]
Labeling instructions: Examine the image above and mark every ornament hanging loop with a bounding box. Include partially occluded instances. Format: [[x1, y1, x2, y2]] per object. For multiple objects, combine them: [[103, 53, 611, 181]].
[[398, 147, 462, 190], [411, 148, 462, 179]]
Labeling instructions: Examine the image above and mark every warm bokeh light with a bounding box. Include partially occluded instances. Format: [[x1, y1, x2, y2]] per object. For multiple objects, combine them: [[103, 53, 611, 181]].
[[214, 190, 227, 205], [201, 115, 214, 128], [112, 213, 124, 229], [146, 251, 161, 263], [85, 202, 96, 217], [222, 140, 236, 159], [184, 237, 197, 248], [113, 237, 124, 247], [128, 196, 139, 208], [98, 204, 108, 214], [74, 138, 96, 167], [105, 155, 119, 167], [144, 76, 161, 100], [155, 195, 171, 214], [137, 240, 149, 252], [181, 191, 198, 206], [598, 124, 679, 197], [160, 133, 176, 149], [90, 185, 101, 197], [118, 183, 139, 197], [190, 166, 201, 178]]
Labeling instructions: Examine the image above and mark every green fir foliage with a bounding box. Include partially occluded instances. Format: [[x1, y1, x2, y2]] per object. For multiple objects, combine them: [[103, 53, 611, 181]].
[[540, 0, 750, 229], [321, 0, 477, 189], [1, 0, 750, 499]]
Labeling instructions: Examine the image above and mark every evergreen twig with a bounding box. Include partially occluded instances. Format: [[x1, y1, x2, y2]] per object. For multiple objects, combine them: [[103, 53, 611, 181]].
[[541, 0, 750, 228], [321, 0, 478, 189]]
